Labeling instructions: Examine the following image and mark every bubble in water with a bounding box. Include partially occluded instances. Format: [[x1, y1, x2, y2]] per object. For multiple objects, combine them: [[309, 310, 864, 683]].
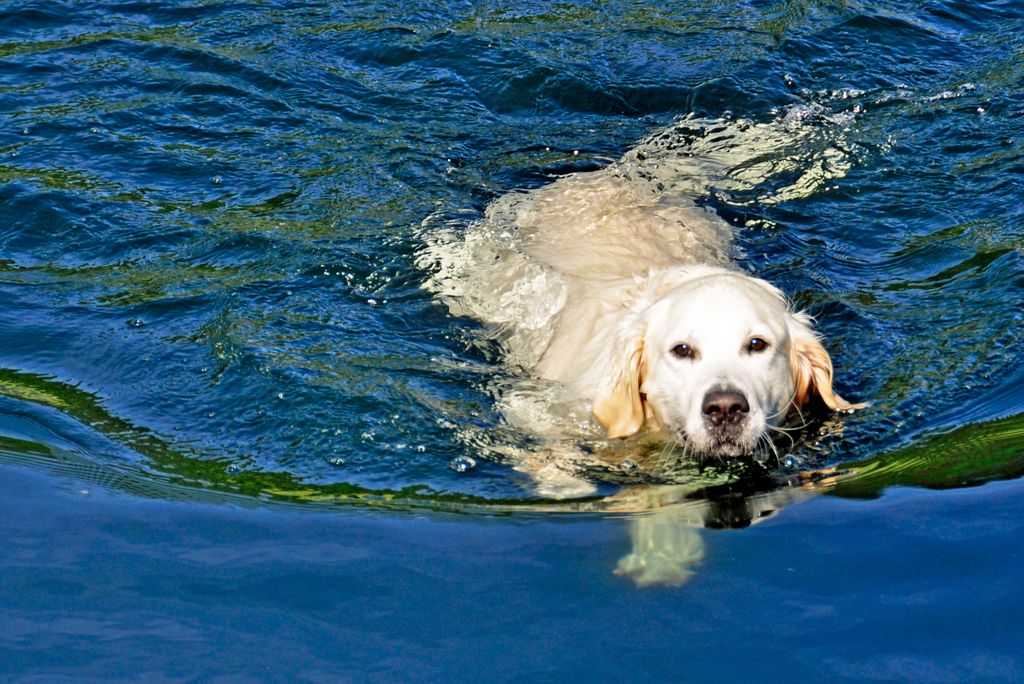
[[211, 176, 222, 185], [327, 457, 346, 467], [781, 454, 803, 470], [449, 455, 477, 473], [226, 463, 244, 474], [125, 318, 145, 328]]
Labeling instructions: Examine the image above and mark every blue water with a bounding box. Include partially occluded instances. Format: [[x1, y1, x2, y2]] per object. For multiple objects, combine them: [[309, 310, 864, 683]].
[[1, 0, 1023, 680]]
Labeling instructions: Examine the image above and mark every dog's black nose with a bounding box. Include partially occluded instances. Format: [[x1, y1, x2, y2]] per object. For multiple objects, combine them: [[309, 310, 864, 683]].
[[702, 390, 750, 426]]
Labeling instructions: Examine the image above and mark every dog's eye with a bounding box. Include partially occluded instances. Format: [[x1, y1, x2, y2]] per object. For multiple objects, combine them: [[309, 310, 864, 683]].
[[748, 337, 769, 353], [671, 343, 694, 359]]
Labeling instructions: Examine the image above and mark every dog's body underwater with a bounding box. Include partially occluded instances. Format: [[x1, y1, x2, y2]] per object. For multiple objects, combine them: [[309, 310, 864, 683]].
[[421, 115, 863, 461]]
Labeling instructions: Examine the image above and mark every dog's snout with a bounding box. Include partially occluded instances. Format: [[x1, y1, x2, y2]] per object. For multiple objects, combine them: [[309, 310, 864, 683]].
[[702, 390, 750, 426]]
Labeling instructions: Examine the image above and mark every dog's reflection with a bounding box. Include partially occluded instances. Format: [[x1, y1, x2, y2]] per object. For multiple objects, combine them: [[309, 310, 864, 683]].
[[601, 475, 832, 587], [504, 430, 842, 587]]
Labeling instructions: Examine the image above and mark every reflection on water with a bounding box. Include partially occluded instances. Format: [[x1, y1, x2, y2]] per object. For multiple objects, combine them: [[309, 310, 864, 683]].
[[0, 0, 1022, 569], [2, 362, 1023, 585], [611, 482, 824, 586]]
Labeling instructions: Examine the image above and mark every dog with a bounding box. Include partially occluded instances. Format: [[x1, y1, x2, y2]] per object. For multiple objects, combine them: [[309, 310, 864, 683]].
[[421, 113, 864, 493]]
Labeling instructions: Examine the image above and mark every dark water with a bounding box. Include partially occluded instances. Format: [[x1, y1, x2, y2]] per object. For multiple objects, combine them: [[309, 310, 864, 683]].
[[2, 0, 1023, 679]]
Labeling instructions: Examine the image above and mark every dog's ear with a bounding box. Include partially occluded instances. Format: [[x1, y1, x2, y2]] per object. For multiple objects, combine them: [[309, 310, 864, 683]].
[[592, 337, 647, 439], [789, 319, 865, 412]]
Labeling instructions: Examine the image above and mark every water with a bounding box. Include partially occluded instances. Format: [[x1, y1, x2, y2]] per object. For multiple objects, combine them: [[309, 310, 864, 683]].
[[1, 0, 1023, 678]]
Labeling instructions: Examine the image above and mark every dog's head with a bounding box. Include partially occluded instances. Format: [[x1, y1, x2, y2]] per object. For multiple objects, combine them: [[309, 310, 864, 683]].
[[592, 269, 862, 455]]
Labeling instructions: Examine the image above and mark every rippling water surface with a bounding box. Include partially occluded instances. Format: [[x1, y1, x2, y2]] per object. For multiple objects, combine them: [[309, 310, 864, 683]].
[[3, 0, 1024, 678], [3, 0, 1022, 507]]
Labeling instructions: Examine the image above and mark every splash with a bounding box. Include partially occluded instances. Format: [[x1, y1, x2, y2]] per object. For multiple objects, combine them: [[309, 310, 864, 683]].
[[618, 105, 858, 205]]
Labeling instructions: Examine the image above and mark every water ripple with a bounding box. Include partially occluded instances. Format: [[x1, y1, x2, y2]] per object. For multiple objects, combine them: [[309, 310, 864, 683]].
[[0, 0, 1022, 506]]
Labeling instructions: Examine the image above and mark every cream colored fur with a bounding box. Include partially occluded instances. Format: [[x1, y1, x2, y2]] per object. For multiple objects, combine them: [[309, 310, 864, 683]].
[[420, 112, 863, 470]]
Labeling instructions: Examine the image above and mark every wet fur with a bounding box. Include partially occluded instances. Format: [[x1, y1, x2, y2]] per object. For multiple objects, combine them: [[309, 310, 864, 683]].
[[421, 118, 864, 462]]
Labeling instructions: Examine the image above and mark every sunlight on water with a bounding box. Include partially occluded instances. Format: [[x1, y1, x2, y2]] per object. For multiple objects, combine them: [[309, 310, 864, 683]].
[[0, 0, 1021, 511]]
